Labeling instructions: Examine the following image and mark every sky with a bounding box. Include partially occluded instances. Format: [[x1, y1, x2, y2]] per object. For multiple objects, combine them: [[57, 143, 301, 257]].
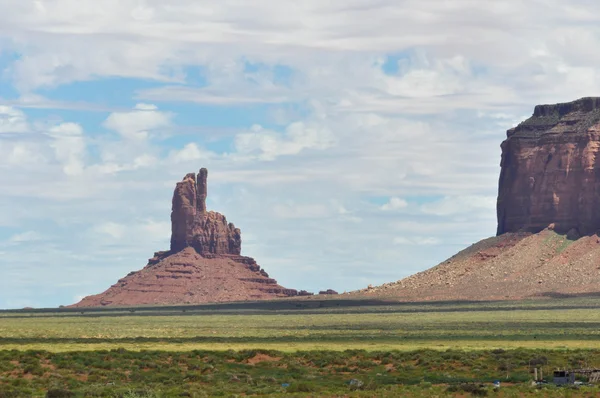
[[1, 1, 600, 309]]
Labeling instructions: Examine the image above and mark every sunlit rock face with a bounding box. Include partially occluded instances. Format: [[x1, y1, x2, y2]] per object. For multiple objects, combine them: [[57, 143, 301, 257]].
[[497, 97, 600, 236], [170, 168, 242, 255]]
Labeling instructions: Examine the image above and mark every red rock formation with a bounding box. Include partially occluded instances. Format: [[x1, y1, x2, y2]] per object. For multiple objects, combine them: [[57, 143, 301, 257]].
[[74, 248, 297, 307], [351, 97, 600, 302], [351, 229, 600, 301], [170, 168, 241, 255], [72, 168, 298, 307], [319, 289, 339, 295], [497, 97, 600, 235]]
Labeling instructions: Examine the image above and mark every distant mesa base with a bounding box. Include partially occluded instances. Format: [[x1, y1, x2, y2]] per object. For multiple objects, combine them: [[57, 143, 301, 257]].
[[73, 248, 297, 307], [72, 168, 299, 308], [353, 229, 600, 301]]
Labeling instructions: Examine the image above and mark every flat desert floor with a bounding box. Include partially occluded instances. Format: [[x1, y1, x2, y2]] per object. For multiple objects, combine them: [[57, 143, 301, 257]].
[[3, 297, 600, 396]]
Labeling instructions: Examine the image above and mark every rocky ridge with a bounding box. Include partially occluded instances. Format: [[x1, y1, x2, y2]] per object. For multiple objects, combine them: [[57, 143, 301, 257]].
[[354, 229, 600, 301], [73, 169, 298, 307]]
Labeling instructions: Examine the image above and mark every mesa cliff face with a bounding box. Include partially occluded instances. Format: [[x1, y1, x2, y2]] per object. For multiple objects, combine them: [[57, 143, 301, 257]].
[[497, 97, 600, 236], [72, 168, 298, 307]]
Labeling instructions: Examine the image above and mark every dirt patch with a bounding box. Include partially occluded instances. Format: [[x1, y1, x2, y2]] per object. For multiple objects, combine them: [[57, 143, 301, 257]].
[[74, 373, 89, 382], [246, 354, 282, 365], [41, 359, 57, 371]]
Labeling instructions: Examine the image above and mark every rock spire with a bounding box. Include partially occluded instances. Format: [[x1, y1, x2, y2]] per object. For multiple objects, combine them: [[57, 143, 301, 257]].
[[72, 167, 300, 307], [170, 168, 241, 255]]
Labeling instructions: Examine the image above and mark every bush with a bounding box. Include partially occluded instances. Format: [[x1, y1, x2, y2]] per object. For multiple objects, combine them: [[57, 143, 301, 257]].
[[0, 389, 20, 398], [446, 383, 488, 396], [23, 364, 44, 376], [286, 382, 317, 393], [530, 356, 548, 366], [46, 389, 75, 398]]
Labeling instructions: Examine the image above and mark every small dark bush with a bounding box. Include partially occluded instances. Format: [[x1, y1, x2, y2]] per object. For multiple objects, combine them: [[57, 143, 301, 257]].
[[530, 356, 549, 366], [46, 389, 75, 398], [447, 383, 488, 396], [0, 389, 20, 398], [286, 382, 317, 393]]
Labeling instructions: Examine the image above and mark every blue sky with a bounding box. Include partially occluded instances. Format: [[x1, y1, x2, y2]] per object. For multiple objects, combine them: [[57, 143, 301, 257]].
[[1, 0, 600, 309]]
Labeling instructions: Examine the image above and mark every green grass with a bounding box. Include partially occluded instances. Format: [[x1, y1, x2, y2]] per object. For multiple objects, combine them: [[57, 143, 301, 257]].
[[1, 348, 600, 397], [4, 298, 600, 351], [4, 297, 600, 396]]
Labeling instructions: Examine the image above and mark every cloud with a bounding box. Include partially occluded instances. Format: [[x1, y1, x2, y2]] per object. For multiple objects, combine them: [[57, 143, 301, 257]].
[[381, 197, 408, 211], [137, 86, 290, 105], [47, 122, 86, 176], [3, 142, 48, 166], [273, 202, 331, 219], [91, 220, 170, 244], [169, 143, 215, 163], [393, 236, 440, 246], [420, 195, 496, 216], [103, 103, 171, 141], [234, 122, 335, 161], [92, 222, 126, 239], [7, 231, 43, 243], [0, 106, 28, 133]]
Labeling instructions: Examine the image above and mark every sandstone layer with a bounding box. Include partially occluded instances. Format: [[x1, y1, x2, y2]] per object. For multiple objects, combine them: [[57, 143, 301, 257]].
[[73, 169, 297, 307], [497, 97, 600, 235], [74, 248, 296, 307]]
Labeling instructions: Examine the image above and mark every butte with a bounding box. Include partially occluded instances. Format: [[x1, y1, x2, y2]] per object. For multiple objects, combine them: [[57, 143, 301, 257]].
[[73, 168, 299, 307], [355, 97, 600, 301]]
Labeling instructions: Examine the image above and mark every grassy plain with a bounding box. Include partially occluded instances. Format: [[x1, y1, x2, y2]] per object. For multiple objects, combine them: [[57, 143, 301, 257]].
[[2, 297, 600, 396], [3, 297, 600, 352]]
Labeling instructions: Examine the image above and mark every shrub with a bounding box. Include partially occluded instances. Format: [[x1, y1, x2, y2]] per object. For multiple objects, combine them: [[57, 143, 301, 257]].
[[45, 389, 75, 398], [530, 356, 548, 366], [0, 389, 20, 398], [286, 382, 317, 393], [446, 383, 488, 396]]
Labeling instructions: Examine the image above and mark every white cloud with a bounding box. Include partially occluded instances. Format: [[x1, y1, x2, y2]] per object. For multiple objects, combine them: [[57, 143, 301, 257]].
[[1, 0, 600, 111], [0, 106, 28, 133], [169, 143, 215, 163], [393, 236, 440, 246], [93, 222, 126, 239], [92, 153, 158, 175], [4, 142, 47, 166], [91, 220, 170, 243], [103, 103, 171, 141], [134, 103, 158, 111], [8, 231, 43, 243], [421, 195, 496, 216], [137, 86, 290, 105], [234, 122, 335, 160], [273, 202, 331, 219], [48, 122, 86, 176], [132, 154, 157, 168], [381, 197, 408, 211]]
